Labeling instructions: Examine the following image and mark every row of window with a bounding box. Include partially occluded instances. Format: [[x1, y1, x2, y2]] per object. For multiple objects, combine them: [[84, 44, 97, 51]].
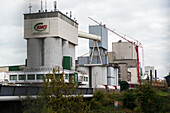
[[10, 74, 44, 80], [9, 74, 73, 81]]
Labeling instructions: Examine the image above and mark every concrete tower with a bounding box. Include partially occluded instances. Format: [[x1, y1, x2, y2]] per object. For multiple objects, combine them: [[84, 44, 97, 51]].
[[24, 11, 78, 70]]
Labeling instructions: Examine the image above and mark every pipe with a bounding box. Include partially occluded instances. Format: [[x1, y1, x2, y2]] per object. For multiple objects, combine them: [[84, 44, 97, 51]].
[[78, 31, 101, 41]]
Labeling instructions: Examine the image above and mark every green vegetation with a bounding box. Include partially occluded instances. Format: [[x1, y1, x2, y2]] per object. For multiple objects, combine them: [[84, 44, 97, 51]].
[[22, 69, 91, 113], [90, 84, 170, 113], [23, 71, 170, 113]]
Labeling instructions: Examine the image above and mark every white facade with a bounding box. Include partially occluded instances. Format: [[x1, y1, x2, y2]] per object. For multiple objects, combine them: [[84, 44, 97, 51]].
[[128, 67, 138, 84], [144, 66, 155, 79], [92, 67, 107, 88], [24, 17, 78, 45]]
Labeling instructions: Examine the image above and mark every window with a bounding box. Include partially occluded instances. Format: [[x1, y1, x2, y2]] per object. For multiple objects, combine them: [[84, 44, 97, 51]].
[[37, 74, 44, 80], [85, 77, 88, 82], [27, 74, 35, 80], [65, 74, 68, 79], [19, 75, 26, 80], [10, 75, 17, 80], [84, 77, 88, 82]]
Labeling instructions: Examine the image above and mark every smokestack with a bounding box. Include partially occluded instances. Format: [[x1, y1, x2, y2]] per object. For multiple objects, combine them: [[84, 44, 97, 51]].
[[155, 70, 157, 81], [150, 70, 152, 84], [70, 11, 72, 18]]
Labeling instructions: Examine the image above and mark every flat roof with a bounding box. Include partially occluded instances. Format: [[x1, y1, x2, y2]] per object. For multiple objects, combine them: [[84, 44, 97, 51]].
[[24, 10, 78, 28]]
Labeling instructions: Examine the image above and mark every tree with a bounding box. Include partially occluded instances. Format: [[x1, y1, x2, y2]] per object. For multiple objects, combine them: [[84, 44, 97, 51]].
[[23, 69, 91, 113]]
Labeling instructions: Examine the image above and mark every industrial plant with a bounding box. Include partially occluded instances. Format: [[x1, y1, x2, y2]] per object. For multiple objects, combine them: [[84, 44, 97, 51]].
[[0, 1, 166, 93]]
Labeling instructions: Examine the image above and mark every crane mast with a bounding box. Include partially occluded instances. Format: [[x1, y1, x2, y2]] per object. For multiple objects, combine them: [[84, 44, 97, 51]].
[[88, 17, 144, 83]]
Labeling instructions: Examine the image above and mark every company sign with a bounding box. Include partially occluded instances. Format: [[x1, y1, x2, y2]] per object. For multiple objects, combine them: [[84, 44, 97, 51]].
[[32, 21, 49, 34]]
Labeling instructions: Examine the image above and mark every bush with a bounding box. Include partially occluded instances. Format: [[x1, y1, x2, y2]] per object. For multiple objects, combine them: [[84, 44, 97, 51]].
[[23, 69, 91, 113], [134, 107, 142, 112], [121, 83, 167, 113], [122, 90, 136, 109]]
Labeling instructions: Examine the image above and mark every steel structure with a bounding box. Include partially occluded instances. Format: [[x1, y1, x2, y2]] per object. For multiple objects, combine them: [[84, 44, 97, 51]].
[[89, 17, 144, 82]]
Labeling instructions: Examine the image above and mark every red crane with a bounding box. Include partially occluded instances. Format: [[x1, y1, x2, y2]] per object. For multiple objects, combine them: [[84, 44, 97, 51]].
[[88, 17, 144, 83]]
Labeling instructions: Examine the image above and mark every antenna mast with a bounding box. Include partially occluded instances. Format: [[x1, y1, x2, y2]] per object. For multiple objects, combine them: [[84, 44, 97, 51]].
[[29, 3, 32, 13], [41, 1, 43, 12], [54, 1, 57, 11], [45, 0, 47, 12]]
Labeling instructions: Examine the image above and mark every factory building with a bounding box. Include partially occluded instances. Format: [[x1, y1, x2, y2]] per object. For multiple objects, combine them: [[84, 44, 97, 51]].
[[0, 0, 122, 90], [0, 7, 119, 89], [24, 11, 78, 70], [143, 66, 157, 80], [77, 25, 118, 89], [0, 10, 90, 86], [108, 41, 140, 84], [112, 40, 137, 60]]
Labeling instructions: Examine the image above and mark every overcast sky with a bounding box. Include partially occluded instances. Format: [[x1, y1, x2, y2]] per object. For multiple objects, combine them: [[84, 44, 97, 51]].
[[0, 0, 169, 78]]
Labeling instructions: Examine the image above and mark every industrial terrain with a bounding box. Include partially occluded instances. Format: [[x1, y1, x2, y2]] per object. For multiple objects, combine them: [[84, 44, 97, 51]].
[[0, 1, 169, 113]]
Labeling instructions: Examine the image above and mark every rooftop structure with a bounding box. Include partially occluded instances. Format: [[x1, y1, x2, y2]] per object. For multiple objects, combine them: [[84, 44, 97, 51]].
[[24, 10, 78, 70]]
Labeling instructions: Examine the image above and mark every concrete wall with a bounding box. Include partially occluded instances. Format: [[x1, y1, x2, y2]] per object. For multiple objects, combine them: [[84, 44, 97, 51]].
[[27, 38, 43, 68], [92, 66, 107, 88], [68, 42, 75, 70], [112, 42, 137, 60], [62, 40, 69, 56], [119, 63, 128, 81], [27, 37, 76, 69], [44, 37, 62, 67], [24, 17, 78, 45], [128, 67, 138, 84], [114, 59, 137, 67]]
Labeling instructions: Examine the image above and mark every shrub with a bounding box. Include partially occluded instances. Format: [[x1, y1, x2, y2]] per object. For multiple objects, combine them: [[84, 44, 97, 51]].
[[134, 107, 142, 112], [122, 90, 136, 109], [122, 83, 167, 113], [23, 69, 91, 113]]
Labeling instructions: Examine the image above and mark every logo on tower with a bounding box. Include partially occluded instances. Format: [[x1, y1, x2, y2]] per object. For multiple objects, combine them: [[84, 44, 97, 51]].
[[34, 22, 47, 31], [32, 21, 49, 34]]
